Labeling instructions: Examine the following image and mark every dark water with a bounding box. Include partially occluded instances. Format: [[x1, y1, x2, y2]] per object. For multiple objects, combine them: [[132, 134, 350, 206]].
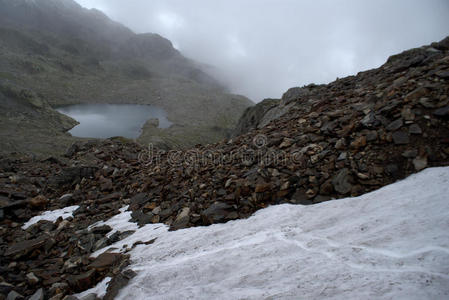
[[56, 104, 172, 139]]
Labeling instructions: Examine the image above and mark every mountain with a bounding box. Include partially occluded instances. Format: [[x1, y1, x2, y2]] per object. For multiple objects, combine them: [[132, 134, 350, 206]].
[[0, 3, 448, 298], [0, 37, 448, 299], [0, 0, 252, 156]]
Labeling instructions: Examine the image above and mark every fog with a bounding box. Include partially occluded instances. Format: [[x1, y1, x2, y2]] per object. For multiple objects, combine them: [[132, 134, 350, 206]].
[[75, 0, 449, 102]]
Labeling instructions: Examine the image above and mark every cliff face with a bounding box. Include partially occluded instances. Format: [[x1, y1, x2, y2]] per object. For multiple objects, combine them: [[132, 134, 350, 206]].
[[0, 0, 252, 156]]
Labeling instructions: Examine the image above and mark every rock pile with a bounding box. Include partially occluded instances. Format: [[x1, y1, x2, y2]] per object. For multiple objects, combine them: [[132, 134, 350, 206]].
[[0, 37, 449, 299]]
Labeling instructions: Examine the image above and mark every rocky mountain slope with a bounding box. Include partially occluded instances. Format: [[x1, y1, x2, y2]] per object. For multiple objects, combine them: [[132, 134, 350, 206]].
[[0, 0, 252, 156], [0, 37, 448, 299]]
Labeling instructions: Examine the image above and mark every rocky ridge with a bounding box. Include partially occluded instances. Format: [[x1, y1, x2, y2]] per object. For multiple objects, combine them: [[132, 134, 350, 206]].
[[0, 37, 449, 299]]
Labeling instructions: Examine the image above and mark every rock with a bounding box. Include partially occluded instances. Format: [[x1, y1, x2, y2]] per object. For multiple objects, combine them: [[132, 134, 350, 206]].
[[49, 282, 69, 295], [5, 235, 48, 257], [201, 202, 233, 224], [90, 225, 112, 235], [401, 107, 415, 121], [67, 269, 96, 292], [392, 131, 410, 144], [89, 252, 124, 272], [152, 206, 161, 215], [360, 112, 380, 128], [0, 282, 14, 296], [433, 106, 449, 117], [26, 272, 39, 285], [129, 193, 149, 209], [79, 294, 98, 300], [435, 70, 449, 78], [413, 156, 428, 171], [29, 289, 44, 300], [64, 296, 81, 300], [402, 149, 418, 158], [59, 194, 73, 206], [279, 138, 294, 149], [332, 168, 352, 194], [255, 183, 272, 193], [225, 178, 232, 188], [28, 195, 48, 209], [366, 131, 378, 142], [93, 237, 109, 251], [408, 124, 422, 135], [65, 143, 80, 158], [103, 270, 136, 300], [404, 86, 430, 102], [350, 136, 366, 150], [171, 207, 190, 230], [335, 138, 346, 150], [0, 195, 10, 207], [386, 119, 403, 131], [337, 152, 347, 161], [319, 179, 334, 195], [385, 164, 400, 178], [6, 290, 24, 300], [130, 211, 152, 226]]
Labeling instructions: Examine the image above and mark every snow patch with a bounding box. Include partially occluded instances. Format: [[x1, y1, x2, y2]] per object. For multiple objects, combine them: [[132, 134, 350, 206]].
[[22, 205, 79, 230], [87, 167, 449, 299], [88, 205, 140, 239]]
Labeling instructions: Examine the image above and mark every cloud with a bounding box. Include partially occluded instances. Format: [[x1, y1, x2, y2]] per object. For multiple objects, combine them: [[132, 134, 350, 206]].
[[75, 0, 449, 102]]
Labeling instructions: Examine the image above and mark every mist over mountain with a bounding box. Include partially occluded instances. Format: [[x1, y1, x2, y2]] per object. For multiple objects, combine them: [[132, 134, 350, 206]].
[[75, 0, 449, 101]]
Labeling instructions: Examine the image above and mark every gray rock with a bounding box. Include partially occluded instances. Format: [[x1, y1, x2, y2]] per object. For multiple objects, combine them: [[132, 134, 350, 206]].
[[419, 98, 437, 108], [103, 270, 136, 300], [80, 294, 98, 300], [201, 202, 233, 224], [413, 156, 428, 171], [29, 289, 44, 300], [89, 252, 124, 271], [366, 131, 378, 142], [435, 70, 449, 78], [332, 168, 352, 194], [392, 131, 410, 144], [130, 193, 149, 208], [130, 210, 153, 226], [232, 99, 280, 136], [171, 207, 190, 230], [93, 237, 109, 251], [337, 152, 347, 161], [258, 103, 295, 129], [409, 124, 422, 134], [6, 290, 24, 300], [433, 106, 449, 117], [360, 112, 380, 128], [402, 149, 418, 158], [0, 282, 14, 296], [90, 225, 112, 235], [290, 189, 313, 205], [5, 235, 48, 257], [386, 118, 403, 131], [59, 194, 73, 206], [63, 296, 81, 300]]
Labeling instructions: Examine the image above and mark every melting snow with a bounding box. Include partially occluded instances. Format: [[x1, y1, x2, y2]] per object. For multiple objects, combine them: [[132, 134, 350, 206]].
[[82, 167, 449, 299], [22, 205, 79, 230]]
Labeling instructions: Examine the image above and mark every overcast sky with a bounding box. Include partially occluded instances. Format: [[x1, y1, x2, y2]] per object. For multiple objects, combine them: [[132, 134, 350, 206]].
[[75, 0, 449, 102]]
